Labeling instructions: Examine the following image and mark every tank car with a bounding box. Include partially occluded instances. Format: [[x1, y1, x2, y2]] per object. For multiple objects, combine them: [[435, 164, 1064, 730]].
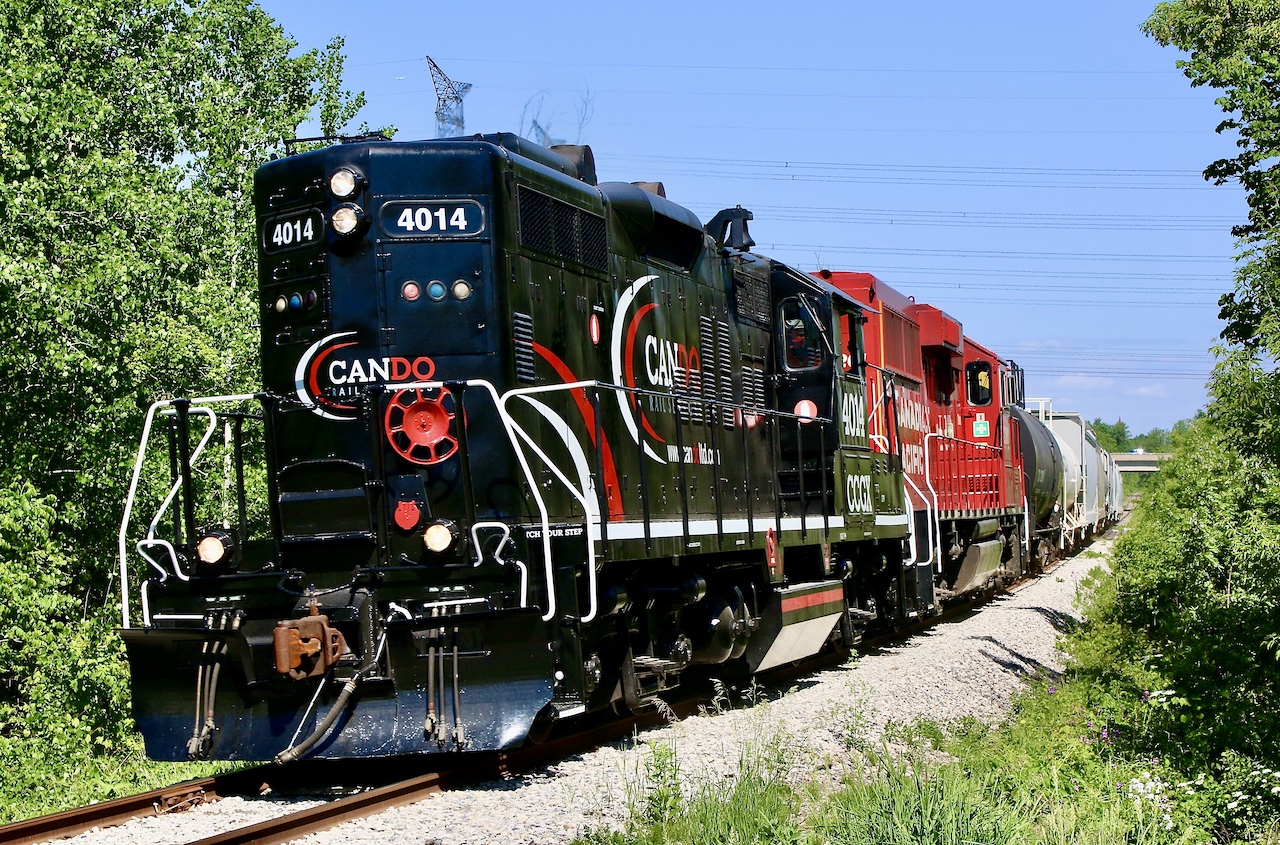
[[116, 134, 918, 762], [1025, 400, 1124, 549]]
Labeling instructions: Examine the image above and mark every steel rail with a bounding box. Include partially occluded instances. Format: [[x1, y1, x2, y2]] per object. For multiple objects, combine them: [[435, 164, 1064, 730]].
[[0, 767, 271, 845]]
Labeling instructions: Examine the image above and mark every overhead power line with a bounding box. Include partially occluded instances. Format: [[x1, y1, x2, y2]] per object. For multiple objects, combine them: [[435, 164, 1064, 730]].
[[355, 55, 1173, 76], [685, 204, 1235, 232], [768, 243, 1231, 263]]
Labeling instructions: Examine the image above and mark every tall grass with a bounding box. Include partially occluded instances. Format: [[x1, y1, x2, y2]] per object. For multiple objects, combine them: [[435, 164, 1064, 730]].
[[815, 753, 1031, 845]]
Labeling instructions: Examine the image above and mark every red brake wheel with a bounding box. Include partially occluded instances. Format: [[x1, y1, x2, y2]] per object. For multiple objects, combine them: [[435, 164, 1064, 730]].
[[384, 387, 458, 465]]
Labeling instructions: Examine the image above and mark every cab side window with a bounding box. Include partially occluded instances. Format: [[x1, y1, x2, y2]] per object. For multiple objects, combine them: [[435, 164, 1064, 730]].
[[780, 299, 824, 371], [966, 361, 992, 406]]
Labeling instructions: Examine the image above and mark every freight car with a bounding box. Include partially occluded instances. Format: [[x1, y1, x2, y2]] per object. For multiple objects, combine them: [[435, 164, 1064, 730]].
[[116, 134, 1118, 763]]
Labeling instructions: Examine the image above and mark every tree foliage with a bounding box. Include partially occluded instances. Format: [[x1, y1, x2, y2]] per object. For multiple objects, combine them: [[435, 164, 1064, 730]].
[[1088, 417, 1193, 454], [1144, 1, 1280, 462], [0, 0, 366, 816], [1107, 422, 1280, 764]]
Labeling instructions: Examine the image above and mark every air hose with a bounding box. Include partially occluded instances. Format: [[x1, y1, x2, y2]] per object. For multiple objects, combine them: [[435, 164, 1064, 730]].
[[273, 674, 361, 765], [273, 633, 384, 765]]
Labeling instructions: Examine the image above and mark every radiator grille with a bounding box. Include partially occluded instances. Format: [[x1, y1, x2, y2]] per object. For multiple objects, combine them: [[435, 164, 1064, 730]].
[[743, 365, 766, 412], [717, 320, 735, 428], [518, 187, 608, 271], [733, 269, 771, 327]]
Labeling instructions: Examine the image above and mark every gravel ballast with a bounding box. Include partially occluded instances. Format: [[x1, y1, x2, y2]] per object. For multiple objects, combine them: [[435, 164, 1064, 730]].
[[64, 540, 1113, 845]]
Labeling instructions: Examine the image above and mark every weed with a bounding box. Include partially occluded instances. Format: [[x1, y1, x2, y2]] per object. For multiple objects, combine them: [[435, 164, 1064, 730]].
[[815, 753, 1032, 845], [640, 740, 682, 825]]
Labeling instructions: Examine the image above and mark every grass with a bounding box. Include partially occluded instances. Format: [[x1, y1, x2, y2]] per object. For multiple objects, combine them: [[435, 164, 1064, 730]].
[[571, 566, 1276, 845], [0, 734, 228, 825]]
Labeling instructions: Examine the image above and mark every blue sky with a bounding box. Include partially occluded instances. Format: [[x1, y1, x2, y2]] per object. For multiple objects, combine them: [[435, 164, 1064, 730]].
[[260, 1, 1244, 434]]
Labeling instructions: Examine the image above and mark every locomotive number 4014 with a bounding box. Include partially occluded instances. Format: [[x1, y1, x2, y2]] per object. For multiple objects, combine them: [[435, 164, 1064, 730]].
[[263, 209, 323, 254], [380, 200, 485, 239]]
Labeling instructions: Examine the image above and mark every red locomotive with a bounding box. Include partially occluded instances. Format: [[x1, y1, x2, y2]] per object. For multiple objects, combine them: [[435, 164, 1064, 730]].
[[819, 270, 1094, 591]]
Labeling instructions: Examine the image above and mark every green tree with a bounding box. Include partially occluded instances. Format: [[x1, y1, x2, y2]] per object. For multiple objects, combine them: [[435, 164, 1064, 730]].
[[1090, 418, 1132, 452], [1106, 421, 1280, 765], [1144, 0, 1280, 459], [0, 0, 367, 816]]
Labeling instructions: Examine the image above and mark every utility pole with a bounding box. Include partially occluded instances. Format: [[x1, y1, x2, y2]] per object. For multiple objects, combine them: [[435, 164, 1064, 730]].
[[426, 56, 471, 138]]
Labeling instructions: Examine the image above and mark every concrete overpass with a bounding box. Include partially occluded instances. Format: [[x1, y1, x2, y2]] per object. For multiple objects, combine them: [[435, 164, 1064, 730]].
[[1112, 452, 1171, 473]]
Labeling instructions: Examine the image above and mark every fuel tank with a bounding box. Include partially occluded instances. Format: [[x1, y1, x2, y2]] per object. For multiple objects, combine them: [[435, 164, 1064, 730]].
[[1008, 404, 1063, 525]]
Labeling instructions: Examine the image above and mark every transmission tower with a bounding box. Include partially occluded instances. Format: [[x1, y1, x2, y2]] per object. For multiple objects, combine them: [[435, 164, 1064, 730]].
[[426, 56, 471, 138]]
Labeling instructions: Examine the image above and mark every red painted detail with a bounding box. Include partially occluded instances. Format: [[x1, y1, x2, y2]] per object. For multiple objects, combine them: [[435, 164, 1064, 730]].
[[781, 587, 845, 615], [308, 340, 358, 411], [393, 500, 421, 531], [589, 313, 601, 345], [622, 304, 652, 404], [765, 527, 777, 573], [680, 346, 701, 389], [531, 343, 625, 522]]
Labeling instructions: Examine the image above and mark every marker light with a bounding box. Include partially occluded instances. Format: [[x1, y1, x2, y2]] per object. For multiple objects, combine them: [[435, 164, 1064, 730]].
[[426, 280, 447, 301], [274, 295, 288, 313], [304, 290, 318, 309], [423, 520, 458, 553], [402, 281, 421, 302], [794, 399, 819, 422], [331, 204, 363, 236], [452, 280, 473, 301], [288, 292, 303, 311], [328, 167, 361, 198]]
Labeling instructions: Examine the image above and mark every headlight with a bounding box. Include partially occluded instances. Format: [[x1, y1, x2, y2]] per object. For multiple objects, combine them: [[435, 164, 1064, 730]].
[[196, 528, 236, 568], [423, 520, 459, 553], [328, 167, 363, 198], [331, 203, 365, 236]]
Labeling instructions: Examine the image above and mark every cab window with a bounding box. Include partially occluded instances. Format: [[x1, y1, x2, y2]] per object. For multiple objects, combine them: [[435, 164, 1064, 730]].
[[839, 312, 864, 378], [780, 299, 824, 371], [966, 361, 992, 406]]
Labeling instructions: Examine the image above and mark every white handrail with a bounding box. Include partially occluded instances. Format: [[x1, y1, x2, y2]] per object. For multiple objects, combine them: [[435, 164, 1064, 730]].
[[499, 380, 607, 624], [144, 407, 220, 544], [922, 433, 944, 573], [392, 379, 562, 623], [118, 394, 256, 628], [901, 471, 935, 572]]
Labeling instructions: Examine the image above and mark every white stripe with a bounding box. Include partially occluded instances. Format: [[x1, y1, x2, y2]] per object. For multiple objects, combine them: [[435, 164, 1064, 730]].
[[590, 515, 846, 541], [874, 513, 911, 526]]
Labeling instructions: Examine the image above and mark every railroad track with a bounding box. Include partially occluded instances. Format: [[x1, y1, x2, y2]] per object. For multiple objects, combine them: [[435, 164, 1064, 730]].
[[0, 649, 839, 845], [1, 527, 1121, 845]]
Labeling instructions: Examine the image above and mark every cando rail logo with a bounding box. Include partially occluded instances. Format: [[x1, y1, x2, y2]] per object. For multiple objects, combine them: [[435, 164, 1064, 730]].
[[295, 332, 438, 420]]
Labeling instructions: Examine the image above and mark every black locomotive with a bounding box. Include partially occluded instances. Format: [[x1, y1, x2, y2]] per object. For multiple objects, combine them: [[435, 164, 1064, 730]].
[[118, 134, 992, 761]]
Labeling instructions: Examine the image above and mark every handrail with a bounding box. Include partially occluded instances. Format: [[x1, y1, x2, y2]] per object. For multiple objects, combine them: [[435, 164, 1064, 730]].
[[118, 394, 256, 628], [901, 471, 935, 572], [391, 378, 564, 623], [121, 379, 842, 630]]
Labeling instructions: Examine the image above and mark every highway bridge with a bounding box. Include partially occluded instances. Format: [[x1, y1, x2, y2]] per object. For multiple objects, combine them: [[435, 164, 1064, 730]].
[[1112, 452, 1170, 473]]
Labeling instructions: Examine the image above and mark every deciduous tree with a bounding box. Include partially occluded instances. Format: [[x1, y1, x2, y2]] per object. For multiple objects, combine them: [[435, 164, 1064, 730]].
[[0, 0, 365, 813], [1144, 0, 1280, 458]]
